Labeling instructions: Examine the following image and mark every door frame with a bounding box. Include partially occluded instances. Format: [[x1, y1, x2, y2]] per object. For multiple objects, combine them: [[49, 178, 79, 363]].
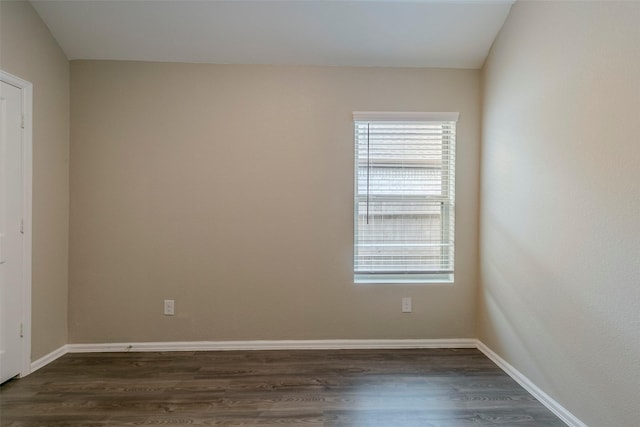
[[1, 70, 32, 378]]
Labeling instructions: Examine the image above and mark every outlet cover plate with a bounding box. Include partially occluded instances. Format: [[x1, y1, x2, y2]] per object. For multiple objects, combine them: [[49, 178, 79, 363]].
[[164, 300, 175, 316], [402, 297, 412, 313]]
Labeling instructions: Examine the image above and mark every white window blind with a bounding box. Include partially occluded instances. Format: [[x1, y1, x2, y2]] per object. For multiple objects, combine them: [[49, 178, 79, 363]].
[[353, 112, 458, 283]]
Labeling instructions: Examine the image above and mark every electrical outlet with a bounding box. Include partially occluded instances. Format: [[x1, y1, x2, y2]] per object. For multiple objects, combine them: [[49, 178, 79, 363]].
[[164, 299, 175, 316], [402, 297, 412, 313]]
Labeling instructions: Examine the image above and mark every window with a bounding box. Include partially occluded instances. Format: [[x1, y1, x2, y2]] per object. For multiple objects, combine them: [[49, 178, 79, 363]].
[[353, 112, 458, 283]]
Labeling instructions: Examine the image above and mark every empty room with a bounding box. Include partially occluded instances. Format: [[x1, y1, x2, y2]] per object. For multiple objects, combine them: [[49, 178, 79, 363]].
[[0, 0, 638, 426]]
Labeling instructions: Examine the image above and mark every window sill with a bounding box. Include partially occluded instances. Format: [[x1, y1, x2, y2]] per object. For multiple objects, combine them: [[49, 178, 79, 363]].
[[354, 273, 454, 284]]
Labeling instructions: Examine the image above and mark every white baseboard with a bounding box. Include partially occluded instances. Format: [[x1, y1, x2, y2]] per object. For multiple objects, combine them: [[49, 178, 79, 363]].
[[30, 344, 69, 374], [67, 338, 477, 353], [476, 341, 586, 427]]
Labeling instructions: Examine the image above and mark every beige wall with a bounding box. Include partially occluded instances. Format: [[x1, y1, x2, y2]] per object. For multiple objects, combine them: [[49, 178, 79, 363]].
[[479, 2, 640, 426], [0, 0, 69, 361], [69, 61, 480, 343]]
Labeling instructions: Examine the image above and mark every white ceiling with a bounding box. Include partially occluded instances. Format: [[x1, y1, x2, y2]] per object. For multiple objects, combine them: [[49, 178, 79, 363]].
[[30, 0, 514, 69]]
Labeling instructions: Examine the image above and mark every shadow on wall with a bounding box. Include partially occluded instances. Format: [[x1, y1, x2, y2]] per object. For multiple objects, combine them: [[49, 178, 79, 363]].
[[479, 209, 615, 411]]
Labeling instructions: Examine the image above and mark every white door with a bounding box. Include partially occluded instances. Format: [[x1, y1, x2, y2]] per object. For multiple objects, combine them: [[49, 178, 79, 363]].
[[0, 80, 24, 384]]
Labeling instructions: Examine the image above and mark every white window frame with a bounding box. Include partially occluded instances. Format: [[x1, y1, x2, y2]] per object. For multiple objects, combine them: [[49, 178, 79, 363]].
[[353, 111, 458, 284]]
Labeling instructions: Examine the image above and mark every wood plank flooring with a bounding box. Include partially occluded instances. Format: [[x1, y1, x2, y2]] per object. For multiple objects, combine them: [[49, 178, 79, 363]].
[[0, 348, 565, 426]]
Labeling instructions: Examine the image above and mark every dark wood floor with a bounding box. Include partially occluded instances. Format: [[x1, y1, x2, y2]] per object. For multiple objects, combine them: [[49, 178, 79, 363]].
[[1, 348, 565, 426]]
